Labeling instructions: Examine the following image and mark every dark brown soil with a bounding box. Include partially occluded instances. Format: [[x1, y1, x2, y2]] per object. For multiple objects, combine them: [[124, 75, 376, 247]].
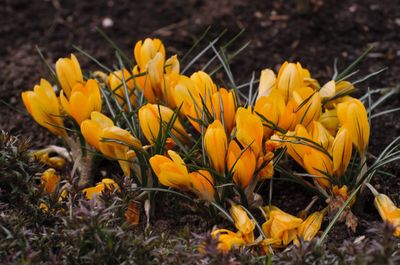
[[1, 0, 399, 244]]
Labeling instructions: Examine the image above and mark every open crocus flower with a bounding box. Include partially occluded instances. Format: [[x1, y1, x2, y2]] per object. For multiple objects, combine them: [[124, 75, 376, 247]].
[[60, 79, 102, 125], [81, 111, 141, 177], [337, 97, 370, 156], [261, 206, 303, 246], [107, 69, 136, 107], [41, 168, 61, 194], [83, 178, 120, 200], [138, 103, 188, 144], [55, 54, 84, 98], [227, 140, 257, 188], [204, 120, 228, 173], [235, 107, 264, 157], [21, 78, 67, 137]]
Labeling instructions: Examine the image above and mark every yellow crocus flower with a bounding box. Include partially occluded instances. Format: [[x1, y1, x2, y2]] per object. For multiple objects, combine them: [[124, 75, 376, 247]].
[[337, 97, 370, 155], [190, 170, 215, 202], [261, 206, 303, 246], [41, 168, 61, 194], [331, 127, 353, 177], [190, 71, 217, 100], [138, 103, 188, 144], [235, 107, 264, 157], [107, 69, 136, 107], [311, 121, 334, 150], [60, 79, 102, 125], [319, 108, 339, 136], [227, 140, 256, 188], [276, 61, 305, 103], [303, 149, 332, 187], [230, 205, 255, 244], [373, 193, 400, 237], [21, 79, 67, 137], [211, 88, 237, 134], [149, 150, 192, 190], [211, 229, 246, 253], [256, 69, 276, 100], [295, 209, 325, 244], [81, 111, 114, 150], [55, 54, 84, 98], [134, 38, 166, 70], [83, 178, 120, 200], [291, 86, 322, 130], [204, 120, 228, 173]]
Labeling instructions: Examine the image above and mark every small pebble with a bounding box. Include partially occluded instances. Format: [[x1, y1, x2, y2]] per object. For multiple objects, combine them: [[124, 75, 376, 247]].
[[102, 17, 114, 28]]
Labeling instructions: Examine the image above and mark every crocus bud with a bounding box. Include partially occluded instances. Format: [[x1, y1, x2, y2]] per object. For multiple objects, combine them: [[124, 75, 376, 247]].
[[227, 140, 256, 188], [60, 79, 102, 125], [230, 205, 255, 243], [55, 54, 84, 98], [83, 178, 120, 200], [374, 193, 400, 237], [331, 127, 352, 177], [295, 209, 326, 244], [134, 38, 166, 70], [204, 120, 228, 173], [41, 168, 61, 194], [276, 61, 305, 103], [235, 107, 264, 157], [21, 79, 67, 137]]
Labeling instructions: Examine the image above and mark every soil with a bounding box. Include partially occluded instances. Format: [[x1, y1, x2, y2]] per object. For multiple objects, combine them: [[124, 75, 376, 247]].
[[1, 0, 399, 245]]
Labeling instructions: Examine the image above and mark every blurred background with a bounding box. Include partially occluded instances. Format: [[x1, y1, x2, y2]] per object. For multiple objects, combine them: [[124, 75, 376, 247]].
[[1, 0, 399, 149]]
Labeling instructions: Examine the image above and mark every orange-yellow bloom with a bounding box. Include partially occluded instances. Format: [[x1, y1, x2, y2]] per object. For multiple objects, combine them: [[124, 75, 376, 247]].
[[291, 87, 322, 130], [256, 69, 276, 100], [204, 120, 228, 173], [276, 61, 305, 103], [235, 107, 263, 157], [331, 127, 353, 177], [211, 88, 237, 133], [41, 168, 61, 194], [107, 69, 136, 106], [134, 38, 166, 70], [261, 206, 303, 246], [230, 205, 255, 243], [190, 170, 215, 202], [227, 140, 256, 188], [21, 79, 67, 137], [55, 54, 84, 98], [295, 209, 325, 244], [149, 150, 191, 190], [83, 178, 120, 200], [211, 229, 246, 253], [60, 79, 102, 125], [337, 98, 370, 155], [373, 193, 400, 237], [138, 103, 187, 144]]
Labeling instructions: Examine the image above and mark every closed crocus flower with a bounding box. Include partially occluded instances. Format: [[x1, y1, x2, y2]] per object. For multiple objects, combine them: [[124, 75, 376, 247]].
[[81, 111, 114, 150], [190, 170, 215, 201], [254, 90, 285, 139], [41, 168, 61, 194], [235, 107, 264, 157], [331, 127, 353, 177], [60, 79, 102, 125], [311, 121, 334, 150], [204, 120, 228, 173], [165, 55, 180, 75], [256, 69, 276, 100], [262, 206, 303, 246], [190, 71, 217, 100], [22, 79, 67, 137], [134, 38, 166, 70], [211, 88, 237, 134], [55, 54, 84, 98], [83, 178, 120, 200], [147, 52, 165, 100], [295, 209, 326, 244], [149, 150, 192, 190], [291, 87, 322, 130], [373, 192, 400, 237], [138, 103, 188, 144], [230, 205, 255, 243], [227, 140, 256, 188], [211, 229, 245, 253], [98, 126, 142, 177], [337, 98, 370, 155], [303, 149, 332, 187], [107, 69, 136, 106], [276, 61, 305, 103]]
